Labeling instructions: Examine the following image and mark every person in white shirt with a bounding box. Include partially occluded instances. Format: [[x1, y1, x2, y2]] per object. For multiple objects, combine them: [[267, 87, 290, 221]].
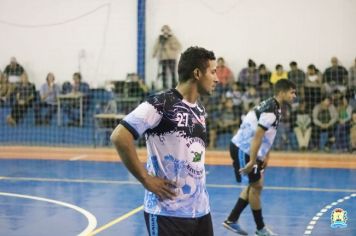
[[111, 46, 218, 236], [223, 79, 296, 236]]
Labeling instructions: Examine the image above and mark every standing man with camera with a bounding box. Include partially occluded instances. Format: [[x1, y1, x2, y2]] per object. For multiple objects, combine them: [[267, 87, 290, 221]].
[[153, 25, 182, 90]]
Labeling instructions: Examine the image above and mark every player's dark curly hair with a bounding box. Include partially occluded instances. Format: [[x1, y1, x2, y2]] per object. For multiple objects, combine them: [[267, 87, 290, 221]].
[[274, 79, 296, 95], [178, 46, 215, 83]]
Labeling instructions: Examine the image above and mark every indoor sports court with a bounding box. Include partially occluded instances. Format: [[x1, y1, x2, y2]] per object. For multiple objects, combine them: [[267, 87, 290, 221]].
[[1, 0, 355, 236], [0, 148, 355, 235]]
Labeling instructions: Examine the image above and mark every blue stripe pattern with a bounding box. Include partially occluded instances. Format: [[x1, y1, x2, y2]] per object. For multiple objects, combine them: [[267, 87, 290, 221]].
[[238, 149, 249, 184], [149, 214, 158, 236]]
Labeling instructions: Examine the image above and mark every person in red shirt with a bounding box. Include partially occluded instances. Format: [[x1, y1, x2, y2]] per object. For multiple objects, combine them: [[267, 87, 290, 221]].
[[216, 57, 234, 94]]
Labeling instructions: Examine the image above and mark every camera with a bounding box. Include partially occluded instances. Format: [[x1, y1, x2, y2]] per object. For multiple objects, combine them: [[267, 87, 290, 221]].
[[159, 34, 170, 44]]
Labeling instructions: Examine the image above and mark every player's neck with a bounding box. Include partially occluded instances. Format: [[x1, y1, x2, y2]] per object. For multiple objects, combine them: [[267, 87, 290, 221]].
[[176, 82, 199, 103], [273, 95, 283, 106]]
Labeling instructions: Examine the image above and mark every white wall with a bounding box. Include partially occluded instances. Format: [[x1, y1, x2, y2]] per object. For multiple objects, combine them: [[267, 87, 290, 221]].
[[146, 0, 356, 87], [0, 0, 136, 88], [0, 0, 355, 89]]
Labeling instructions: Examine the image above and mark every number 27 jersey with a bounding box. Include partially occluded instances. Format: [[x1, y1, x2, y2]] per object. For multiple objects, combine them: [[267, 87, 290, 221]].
[[121, 89, 210, 218]]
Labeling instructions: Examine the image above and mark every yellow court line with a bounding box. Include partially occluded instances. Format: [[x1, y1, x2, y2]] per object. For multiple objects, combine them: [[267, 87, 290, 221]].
[[89, 205, 144, 235]]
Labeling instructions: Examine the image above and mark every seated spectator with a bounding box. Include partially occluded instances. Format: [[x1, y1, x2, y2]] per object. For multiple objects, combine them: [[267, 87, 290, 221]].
[[6, 73, 35, 126], [216, 57, 234, 94], [63, 72, 90, 126], [274, 102, 292, 150], [125, 73, 149, 98], [203, 93, 222, 149], [258, 64, 272, 100], [288, 61, 305, 100], [238, 59, 259, 91], [34, 73, 61, 125], [242, 86, 260, 113], [3, 57, 25, 83], [292, 100, 312, 150], [311, 96, 338, 151], [304, 64, 324, 113], [323, 57, 348, 94], [351, 110, 356, 153], [349, 57, 356, 90], [0, 73, 15, 106], [217, 97, 240, 134], [270, 64, 287, 84], [335, 96, 352, 152], [225, 82, 243, 119], [209, 97, 240, 149]]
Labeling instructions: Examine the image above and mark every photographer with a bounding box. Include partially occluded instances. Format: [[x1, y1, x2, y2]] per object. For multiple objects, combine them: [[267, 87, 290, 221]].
[[153, 25, 181, 89]]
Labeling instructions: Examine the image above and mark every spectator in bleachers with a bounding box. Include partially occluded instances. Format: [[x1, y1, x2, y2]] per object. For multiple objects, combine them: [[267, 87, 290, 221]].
[[217, 97, 240, 135], [270, 64, 287, 84], [292, 100, 312, 150], [323, 57, 348, 94], [216, 57, 234, 94], [349, 57, 356, 89], [258, 64, 272, 100], [34, 73, 61, 125], [335, 96, 352, 152], [331, 89, 342, 107], [274, 102, 292, 150], [125, 72, 149, 98], [6, 72, 35, 126], [304, 64, 324, 113], [205, 93, 222, 149], [311, 96, 338, 152], [209, 97, 240, 149], [225, 82, 243, 120], [288, 61, 305, 100], [238, 59, 259, 91], [63, 72, 90, 126], [152, 25, 182, 89], [0, 73, 15, 106], [351, 110, 356, 153], [3, 57, 25, 83], [242, 86, 260, 113]]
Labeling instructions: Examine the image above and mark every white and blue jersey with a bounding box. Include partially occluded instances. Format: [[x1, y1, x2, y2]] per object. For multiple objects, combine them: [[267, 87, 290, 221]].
[[121, 89, 210, 218], [231, 97, 281, 161]]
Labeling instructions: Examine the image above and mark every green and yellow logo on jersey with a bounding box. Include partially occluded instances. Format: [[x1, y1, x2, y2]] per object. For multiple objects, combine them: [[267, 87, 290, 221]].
[[191, 151, 203, 162]]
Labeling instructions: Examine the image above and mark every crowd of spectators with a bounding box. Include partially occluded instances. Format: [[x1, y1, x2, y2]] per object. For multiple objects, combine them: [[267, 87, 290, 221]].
[[1, 55, 355, 152], [0, 57, 90, 127], [203, 57, 356, 153]]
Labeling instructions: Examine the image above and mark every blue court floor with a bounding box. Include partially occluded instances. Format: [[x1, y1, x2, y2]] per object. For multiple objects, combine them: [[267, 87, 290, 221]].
[[0, 159, 355, 236]]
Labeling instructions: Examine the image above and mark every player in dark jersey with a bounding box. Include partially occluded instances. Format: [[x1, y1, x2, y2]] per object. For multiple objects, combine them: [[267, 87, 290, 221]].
[[111, 46, 218, 236], [223, 79, 296, 236]]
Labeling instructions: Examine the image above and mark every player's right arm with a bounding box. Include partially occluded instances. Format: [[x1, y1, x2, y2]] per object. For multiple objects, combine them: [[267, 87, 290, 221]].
[[240, 126, 265, 175], [111, 124, 176, 200]]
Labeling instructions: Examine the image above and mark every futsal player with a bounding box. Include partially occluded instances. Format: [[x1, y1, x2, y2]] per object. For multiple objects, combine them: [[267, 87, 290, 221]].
[[111, 46, 218, 236], [223, 79, 296, 236]]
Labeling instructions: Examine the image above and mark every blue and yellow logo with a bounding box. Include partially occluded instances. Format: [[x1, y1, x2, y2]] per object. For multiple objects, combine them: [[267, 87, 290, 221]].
[[330, 208, 348, 229]]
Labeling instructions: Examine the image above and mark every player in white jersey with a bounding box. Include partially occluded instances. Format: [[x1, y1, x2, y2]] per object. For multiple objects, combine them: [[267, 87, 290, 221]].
[[111, 46, 218, 236], [223, 79, 296, 236]]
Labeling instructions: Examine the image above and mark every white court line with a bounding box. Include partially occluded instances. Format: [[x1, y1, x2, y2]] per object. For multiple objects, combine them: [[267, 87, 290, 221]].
[[303, 193, 356, 235], [0, 192, 97, 236], [1, 176, 356, 193], [70, 154, 88, 161]]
